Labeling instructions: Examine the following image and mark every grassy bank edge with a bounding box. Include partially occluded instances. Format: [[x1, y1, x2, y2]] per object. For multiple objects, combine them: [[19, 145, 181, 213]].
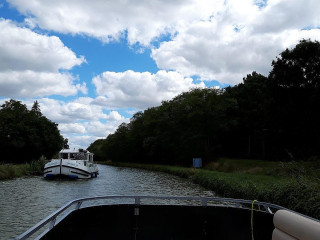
[[0, 160, 45, 180], [100, 161, 320, 220]]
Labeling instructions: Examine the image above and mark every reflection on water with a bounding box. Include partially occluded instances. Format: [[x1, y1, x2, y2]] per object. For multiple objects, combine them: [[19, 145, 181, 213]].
[[0, 164, 214, 239]]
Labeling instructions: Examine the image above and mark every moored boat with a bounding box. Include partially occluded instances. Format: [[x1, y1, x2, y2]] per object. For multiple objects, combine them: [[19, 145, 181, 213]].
[[43, 149, 98, 179]]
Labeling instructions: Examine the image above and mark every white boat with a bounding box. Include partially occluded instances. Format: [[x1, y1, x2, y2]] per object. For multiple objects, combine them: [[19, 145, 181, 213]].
[[43, 149, 99, 179]]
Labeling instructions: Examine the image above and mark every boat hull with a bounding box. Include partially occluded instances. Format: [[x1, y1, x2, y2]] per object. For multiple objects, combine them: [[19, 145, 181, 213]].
[[43, 159, 98, 179]]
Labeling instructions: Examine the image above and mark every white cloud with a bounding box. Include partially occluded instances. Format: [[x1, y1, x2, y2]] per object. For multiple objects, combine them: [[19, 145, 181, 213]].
[[62, 117, 129, 148], [76, 82, 88, 95], [107, 111, 126, 121], [85, 121, 109, 137], [151, 0, 320, 84], [7, 0, 320, 86], [36, 97, 108, 123], [14, 97, 130, 149], [252, 0, 320, 34], [68, 135, 99, 150], [0, 19, 86, 97], [92, 70, 205, 109], [0, 71, 83, 97], [85, 119, 127, 137], [58, 123, 86, 134], [0, 19, 83, 72], [7, 0, 217, 46]]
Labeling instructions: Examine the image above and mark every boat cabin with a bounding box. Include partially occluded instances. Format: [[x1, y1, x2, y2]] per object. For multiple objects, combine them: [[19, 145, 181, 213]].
[[59, 149, 94, 161]]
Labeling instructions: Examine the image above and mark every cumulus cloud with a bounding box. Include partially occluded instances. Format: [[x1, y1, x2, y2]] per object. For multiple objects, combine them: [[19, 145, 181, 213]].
[[7, 0, 320, 86], [0, 19, 84, 72], [61, 115, 129, 148], [60, 120, 122, 148], [7, 0, 216, 46], [58, 123, 86, 134], [107, 111, 126, 121], [21, 97, 130, 148], [151, 0, 320, 84], [252, 0, 320, 34], [92, 70, 205, 109], [85, 119, 127, 137], [36, 97, 108, 123], [0, 19, 86, 97], [0, 71, 86, 97], [68, 135, 99, 150]]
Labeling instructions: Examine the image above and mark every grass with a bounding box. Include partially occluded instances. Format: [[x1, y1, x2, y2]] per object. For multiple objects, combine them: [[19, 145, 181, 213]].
[[0, 159, 46, 180], [205, 158, 320, 178], [101, 159, 320, 220]]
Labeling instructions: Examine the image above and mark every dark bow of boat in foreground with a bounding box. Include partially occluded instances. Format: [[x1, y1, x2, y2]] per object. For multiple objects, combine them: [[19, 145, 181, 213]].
[[15, 196, 320, 240]]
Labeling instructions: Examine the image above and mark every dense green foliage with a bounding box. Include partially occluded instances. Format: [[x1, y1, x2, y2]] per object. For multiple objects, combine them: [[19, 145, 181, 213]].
[[0, 99, 65, 163], [89, 40, 320, 164], [267, 39, 320, 159]]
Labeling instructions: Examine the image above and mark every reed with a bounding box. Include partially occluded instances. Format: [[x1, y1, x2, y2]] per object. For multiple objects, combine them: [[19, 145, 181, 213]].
[[0, 159, 46, 180]]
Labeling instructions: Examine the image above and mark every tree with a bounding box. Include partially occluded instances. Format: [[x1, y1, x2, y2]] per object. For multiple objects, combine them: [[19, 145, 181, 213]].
[[88, 40, 320, 163], [101, 123, 132, 162], [0, 99, 64, 163], [88, 139, 105, 161], [91, 88, 239, 165], [268, 39, 320, 159], [269, 39, 320, 88], [31, 100, 42, 117], [225, 72, 271, 159], [63, 138, 69, 149], [0, 100, 29, 162]]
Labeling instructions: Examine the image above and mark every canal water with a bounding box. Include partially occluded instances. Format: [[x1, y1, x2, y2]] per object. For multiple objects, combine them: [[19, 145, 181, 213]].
[[0, 164, 214, 239]]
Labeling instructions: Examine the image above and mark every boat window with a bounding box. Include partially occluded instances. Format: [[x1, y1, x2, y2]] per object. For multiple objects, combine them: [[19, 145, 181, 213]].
[[75, 152, 87, 160], [70, 153, 76, 159], [61, 153, 68, 159]]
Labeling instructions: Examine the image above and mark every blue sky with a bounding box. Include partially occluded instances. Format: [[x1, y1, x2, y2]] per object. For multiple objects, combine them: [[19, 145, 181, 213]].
[[0, 0, 319, 149]]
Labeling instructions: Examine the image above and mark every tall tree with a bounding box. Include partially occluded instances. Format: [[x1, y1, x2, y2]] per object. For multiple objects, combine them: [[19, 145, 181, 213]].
[[268, 39, 320, 159], [269, 39, 320, 88], [88, 139, 105, 161], [31, 100, 42, 117], [0, 99, 64, 163], [226, 72, 270, 159], [63, 138, 69, 149]]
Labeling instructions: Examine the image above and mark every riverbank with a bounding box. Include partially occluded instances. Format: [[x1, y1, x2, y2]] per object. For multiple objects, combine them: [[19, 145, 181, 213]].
[[101, 159, 320, 220], [0, 160, 45, 180]]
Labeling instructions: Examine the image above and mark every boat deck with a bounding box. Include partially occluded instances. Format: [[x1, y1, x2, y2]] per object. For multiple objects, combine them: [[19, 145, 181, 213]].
[[40, 204, 274, 240], [16, 196, 317, 240]]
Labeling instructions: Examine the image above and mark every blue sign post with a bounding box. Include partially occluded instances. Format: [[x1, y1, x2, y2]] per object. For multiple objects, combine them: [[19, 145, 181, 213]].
[[193, 158, 202, 168]]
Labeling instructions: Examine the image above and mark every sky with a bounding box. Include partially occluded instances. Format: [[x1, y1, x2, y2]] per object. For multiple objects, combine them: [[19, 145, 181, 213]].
[[0, 0, 319, 149]]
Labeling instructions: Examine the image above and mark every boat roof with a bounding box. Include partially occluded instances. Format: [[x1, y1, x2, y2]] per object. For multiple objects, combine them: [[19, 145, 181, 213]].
[[59, 148, 92, 154]]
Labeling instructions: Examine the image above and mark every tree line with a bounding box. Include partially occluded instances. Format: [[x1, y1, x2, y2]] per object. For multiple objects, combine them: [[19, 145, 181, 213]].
[[89, 39, 320, 165], [0, 99, 66, 163]]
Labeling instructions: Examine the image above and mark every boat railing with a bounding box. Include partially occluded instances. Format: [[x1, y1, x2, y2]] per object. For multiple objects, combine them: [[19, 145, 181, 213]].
[[13, 195, 314, 240]]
